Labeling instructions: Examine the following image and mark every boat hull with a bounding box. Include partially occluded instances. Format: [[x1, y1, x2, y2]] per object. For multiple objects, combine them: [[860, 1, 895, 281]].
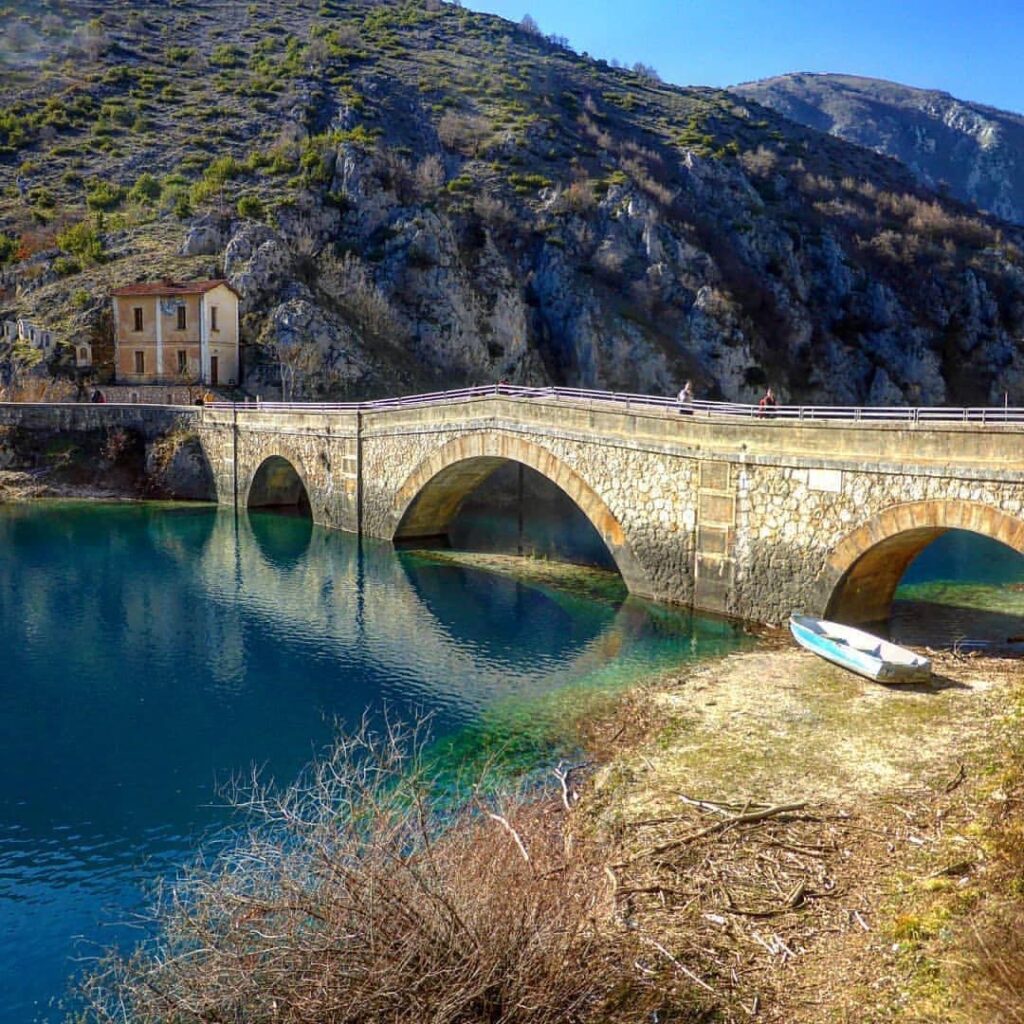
[[789, 615, 932, 685]]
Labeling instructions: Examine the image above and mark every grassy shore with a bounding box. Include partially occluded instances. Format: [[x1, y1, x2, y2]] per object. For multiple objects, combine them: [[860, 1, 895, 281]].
[[571, 642, 1024, 1022]]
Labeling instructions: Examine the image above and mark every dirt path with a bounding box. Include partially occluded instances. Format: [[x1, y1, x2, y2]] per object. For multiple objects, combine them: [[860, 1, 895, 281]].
[[582, 645, 1023, 1023]]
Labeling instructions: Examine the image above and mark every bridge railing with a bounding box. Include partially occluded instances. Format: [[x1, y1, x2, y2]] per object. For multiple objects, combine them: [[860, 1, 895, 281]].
[[203, 385, 1024, 424]]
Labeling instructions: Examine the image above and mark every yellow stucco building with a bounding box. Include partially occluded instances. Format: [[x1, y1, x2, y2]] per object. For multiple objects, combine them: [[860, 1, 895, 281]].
[[110, 279, 240, 387]]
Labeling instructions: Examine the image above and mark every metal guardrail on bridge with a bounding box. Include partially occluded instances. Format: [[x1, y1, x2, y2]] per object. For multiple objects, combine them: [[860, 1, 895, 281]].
[[204, 385, 1024, 424]]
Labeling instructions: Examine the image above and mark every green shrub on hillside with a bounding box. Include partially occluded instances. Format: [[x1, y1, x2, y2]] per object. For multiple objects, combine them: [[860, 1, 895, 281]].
[[237, 194, 265, 220], [56, 220, 104, 264], [129, 173, 162, 203], [28, 186, 55, 208], [0, 233, 17, 265], [53, 255, 81, 276], [509, 172, 552, 194], [210, 43, 245, 68], [189, 155, 245, 205], [0, 110, 32, 153], [85, 179, 126, 211], [165, 45, 196, 63]]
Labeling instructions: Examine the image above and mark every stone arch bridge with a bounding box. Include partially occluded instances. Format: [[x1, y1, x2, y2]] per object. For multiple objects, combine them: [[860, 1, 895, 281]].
[[193, 392, 1024, 625], [4, 394, 1024, 625]]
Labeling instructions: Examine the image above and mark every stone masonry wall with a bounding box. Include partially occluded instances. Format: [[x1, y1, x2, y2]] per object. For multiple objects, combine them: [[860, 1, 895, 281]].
[[359, 413, 702, 605], [197, 409, 360, 532], [732, 463, 1024, 623]]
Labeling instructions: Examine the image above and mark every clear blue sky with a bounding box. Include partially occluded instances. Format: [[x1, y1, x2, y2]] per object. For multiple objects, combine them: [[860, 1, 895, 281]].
[[466, 0, 1024, 114]]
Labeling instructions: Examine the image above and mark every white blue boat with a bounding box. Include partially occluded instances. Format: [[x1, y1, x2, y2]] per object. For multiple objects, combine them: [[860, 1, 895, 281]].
[[789, 614, 932, 684]]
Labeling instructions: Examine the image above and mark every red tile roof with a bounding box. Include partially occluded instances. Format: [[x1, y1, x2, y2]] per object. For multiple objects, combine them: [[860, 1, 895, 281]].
[[110, 278, 238, 298]]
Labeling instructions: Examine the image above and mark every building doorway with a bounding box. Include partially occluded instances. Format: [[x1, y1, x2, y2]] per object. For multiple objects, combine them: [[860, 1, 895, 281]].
[[210, 356, 219, 386]]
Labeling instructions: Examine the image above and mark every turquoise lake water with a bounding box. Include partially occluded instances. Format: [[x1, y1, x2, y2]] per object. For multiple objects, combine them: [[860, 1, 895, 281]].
[[893, 529, 1024, 646], [0, 502, 748, 1023]]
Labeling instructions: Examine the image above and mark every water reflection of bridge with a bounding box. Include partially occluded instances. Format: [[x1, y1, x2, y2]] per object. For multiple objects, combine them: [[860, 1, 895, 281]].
[[161, 510, 701, 712]]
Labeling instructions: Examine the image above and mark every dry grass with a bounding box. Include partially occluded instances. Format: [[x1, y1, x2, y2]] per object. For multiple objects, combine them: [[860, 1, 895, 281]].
[[576, 647, 1024, 1023], [944, 677, 1024, 1024], [77, 718, 708, 1024]]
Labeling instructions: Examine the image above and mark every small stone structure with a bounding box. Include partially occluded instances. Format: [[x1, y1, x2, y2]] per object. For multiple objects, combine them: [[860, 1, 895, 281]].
[[6, 394, 1024, 624], [1, 318, 90, 368]]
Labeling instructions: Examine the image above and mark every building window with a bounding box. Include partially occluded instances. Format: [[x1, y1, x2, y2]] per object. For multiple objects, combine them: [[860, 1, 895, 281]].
[[133, 307, 143, 332], [210, 306, 219, 332], [177, 350, 188, 375], [177, 306, 187, 331], [134, 350, 145, 374], [79, 347, 88, 362]]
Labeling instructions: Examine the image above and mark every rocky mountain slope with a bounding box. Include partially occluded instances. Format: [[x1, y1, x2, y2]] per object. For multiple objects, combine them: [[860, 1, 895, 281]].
[[732, 73, 1024, 226], [2, 2, 1024, 405]]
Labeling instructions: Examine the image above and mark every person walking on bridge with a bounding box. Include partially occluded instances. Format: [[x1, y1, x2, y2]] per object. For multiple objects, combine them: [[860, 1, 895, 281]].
[[758, 386, 777, 417], [677, 380, 694, 414]]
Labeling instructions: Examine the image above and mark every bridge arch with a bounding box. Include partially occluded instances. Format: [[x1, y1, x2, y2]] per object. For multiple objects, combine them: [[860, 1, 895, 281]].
[[821, 500, 1024, 624], [246, 454, 312, 514], [391, 432, 646, 592]]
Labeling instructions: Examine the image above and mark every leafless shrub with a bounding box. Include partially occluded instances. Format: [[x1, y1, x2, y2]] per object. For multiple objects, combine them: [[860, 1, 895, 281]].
[[102, 427, 130, 463], [519, 13, 541, 35], [319, 251, 402, 340], [437, 110, 490, 156], [77, 719, 632, 1024], [331, 23, 363, 49], [71, 19, 109, 61], [473, 193, 514, 229], [376, 149, 416, 203], [739, 145, 778, 178], [289, 220, 323, 259], [620, 157, 674, 207], [579, 112, 613, 151], [632, 62, 660, 82], [555, 181, 597, 215], [955, 911, 1024, 1024], [908, 199, 993, 246], [593, 241, 627, 283], [799, 172, 836, 195], [275, 122, 306, 148], [3, 21, 36, 51], [276, 336, 322, 400], [305, 35, 329, 67], [414, 154, 446, 198]]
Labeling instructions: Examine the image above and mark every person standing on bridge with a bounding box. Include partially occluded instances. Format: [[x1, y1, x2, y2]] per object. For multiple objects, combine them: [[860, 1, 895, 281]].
[[677, 380, 694, 414], [758, 386, 776, 417]]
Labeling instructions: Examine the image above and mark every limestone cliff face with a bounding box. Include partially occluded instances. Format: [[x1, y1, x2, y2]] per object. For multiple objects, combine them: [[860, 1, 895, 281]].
[[4, 3, 1024, 406], [733, 74, 1024, 226]]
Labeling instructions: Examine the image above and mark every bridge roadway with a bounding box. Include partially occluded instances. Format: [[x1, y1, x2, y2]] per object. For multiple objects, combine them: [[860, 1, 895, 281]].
[[5, 386, 1024, 624]]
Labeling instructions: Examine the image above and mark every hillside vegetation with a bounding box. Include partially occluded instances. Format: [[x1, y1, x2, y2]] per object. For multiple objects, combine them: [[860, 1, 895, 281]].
[[734, 73, 1024, 227], [2, 1, 1024, 404]]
